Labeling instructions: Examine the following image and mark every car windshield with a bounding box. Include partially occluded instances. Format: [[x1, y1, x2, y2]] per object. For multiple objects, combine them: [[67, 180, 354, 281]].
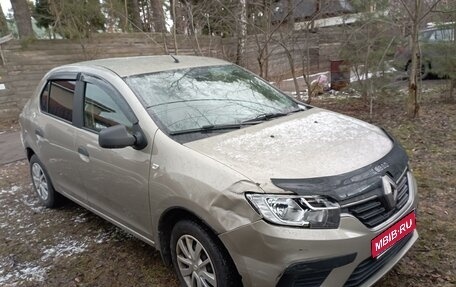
[[124, 65, 300, 134]]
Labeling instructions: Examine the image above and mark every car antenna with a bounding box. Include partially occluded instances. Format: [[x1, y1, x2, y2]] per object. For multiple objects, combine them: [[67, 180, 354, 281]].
[[169, 54, 179, 63]]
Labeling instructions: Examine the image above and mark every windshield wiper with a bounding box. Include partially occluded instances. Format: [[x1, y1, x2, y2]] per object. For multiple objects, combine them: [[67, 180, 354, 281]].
[[242, 109, 304, 124], [241, 112, 287, 124], [169, 123, 243, 136], [169, 109, 306, 136]]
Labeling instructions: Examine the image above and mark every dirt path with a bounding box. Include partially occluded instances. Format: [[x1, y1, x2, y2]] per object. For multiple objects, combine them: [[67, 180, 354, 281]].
[[0, 132, 25, 165]]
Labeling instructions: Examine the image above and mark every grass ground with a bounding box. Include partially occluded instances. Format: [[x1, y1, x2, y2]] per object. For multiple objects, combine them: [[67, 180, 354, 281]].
[[0, 80, 454, 286]]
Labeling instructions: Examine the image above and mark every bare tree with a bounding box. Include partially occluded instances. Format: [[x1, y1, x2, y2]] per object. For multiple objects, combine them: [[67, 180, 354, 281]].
[[252, 0, 273, 79], [276, 0, 301, 100], [398, 0, 442, 118], [11, 0, 34, 38], [338, 3, 399, 116]]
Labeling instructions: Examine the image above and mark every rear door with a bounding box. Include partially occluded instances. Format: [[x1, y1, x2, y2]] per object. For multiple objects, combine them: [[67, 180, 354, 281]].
[[74, 75, 152, 237], [36, 77, 85, 202]]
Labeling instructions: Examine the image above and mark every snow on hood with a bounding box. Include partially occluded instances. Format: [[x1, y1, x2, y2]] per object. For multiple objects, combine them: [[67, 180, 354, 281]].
[[185, 108, 393, 186]]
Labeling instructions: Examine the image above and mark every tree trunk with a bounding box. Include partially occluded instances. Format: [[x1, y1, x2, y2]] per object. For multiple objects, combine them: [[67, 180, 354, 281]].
[[151, 0, 166, 33], [171, 0, 178, 54], [130, 0, 142, 31], [285, 0, 299, 99], [301, 23, 313, 104], [407, 1, 420, 118], [448, 79, 455, 103], [143, 0, 152, 32], [0, 4, 9, 36], [124, 0, 129, 31], [236, 0, 247, 66], [11, 0, 34, 39], [282, 43, 301, 100]]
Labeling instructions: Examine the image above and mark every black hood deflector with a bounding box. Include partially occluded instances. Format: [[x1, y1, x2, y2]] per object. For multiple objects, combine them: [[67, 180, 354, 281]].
[[271, 134, 408, 202]]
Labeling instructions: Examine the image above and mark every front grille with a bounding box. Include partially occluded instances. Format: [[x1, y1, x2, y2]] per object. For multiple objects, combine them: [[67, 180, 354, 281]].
[[344, 233, 413, 287], [347, 171, 410, 228]]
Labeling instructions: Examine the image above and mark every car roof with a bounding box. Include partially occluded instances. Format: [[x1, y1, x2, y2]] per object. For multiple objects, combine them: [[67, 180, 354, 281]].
[[421, 22, 455, 33], [71, 55, 231, 77]]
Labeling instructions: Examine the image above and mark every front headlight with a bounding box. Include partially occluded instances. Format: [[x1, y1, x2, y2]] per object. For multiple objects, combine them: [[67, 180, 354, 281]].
[[246, 194, 340, 229]]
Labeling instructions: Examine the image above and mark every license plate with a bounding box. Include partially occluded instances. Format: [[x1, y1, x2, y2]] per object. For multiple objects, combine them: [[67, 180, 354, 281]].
[[371, 211, 416, 258]]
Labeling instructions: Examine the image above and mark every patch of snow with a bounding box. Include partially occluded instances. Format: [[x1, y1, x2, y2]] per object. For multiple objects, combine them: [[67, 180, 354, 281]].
[[0, 262, 47, 284], [350, 67, 397, 82], [72, 213, 88, 224], [94, 231, 111, 244], [0, 273, 14, 284], [41, 239, 88, 261], [22, 194, 40, 207], [283, 71, 330, 82], [25, 229, 37, 235], [18, 223, 34, 230], [17, 264, 47, 282], [31, 206, 46, 213], [0, 185, 21, 195], [325, 89, 362, 99]]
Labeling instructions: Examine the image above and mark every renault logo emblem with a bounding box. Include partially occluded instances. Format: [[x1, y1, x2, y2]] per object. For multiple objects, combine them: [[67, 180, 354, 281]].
[[382, 175, 398, 210]]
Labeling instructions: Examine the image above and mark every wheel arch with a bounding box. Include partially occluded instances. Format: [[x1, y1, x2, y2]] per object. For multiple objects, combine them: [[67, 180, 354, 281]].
[[157, 206, 241, 275], [157, 207, 220, 266], [26, 147, 35, 161]]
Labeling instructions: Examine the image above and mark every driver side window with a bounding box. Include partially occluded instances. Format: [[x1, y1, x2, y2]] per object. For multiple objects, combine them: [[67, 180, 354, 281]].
[[83, 82, 133, 132]]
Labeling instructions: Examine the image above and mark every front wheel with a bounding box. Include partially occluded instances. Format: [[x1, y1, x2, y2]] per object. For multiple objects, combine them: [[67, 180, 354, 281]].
[[170, 220, 241, 287]]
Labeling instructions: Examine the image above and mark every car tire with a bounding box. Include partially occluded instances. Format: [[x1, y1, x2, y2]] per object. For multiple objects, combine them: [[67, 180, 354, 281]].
[[406, 61, 429, 80], [170, 220, 241, 287], [29, 154, 60, 208]]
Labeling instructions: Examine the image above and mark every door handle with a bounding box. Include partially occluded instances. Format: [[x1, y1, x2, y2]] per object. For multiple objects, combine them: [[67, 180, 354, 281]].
[[78, 147, 90, 157], [35, 128, 44, 138]]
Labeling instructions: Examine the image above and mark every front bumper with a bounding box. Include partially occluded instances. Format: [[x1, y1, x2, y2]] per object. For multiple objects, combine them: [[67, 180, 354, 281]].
[[219, 173, 419, 287]]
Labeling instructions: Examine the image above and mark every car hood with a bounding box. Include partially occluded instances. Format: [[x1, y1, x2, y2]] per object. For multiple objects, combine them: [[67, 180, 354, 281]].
[[185, 108, 393, 191]]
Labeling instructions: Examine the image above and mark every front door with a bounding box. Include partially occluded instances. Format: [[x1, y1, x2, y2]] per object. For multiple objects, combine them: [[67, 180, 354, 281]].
[[74, 76, 152, 237]]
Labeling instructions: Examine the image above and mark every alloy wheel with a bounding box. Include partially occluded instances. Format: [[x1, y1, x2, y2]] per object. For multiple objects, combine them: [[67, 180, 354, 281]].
[[32, 163, 49, 201], [176, 234, 217, 287]]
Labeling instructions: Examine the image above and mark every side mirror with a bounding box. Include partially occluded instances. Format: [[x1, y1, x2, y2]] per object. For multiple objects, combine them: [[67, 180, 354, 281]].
[[99, 125, 136, 149]]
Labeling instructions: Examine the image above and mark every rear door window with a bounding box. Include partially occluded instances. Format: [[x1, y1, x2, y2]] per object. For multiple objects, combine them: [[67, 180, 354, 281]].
[[41, 80, 76, 122]]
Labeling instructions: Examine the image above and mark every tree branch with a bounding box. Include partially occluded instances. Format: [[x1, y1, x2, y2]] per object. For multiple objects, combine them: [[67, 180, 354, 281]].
[[431, 9, 456, 13], [420, 0, 443, 22], [399, 0, 415, 20]]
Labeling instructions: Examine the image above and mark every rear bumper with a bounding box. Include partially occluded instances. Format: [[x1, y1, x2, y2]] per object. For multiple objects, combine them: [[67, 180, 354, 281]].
[[219, 174, 419, 287]]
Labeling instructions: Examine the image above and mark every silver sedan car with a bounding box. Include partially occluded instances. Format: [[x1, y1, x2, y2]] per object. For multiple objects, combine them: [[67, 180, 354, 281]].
[[20, 56, 418, 287]]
